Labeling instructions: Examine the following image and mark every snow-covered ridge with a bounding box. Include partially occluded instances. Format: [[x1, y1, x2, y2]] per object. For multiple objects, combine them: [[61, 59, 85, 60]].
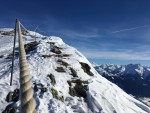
[[0, 30, 150, 113]]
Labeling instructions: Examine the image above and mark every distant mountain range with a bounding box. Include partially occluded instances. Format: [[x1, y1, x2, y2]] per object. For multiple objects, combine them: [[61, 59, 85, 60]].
[[93, 63, 150, 97]]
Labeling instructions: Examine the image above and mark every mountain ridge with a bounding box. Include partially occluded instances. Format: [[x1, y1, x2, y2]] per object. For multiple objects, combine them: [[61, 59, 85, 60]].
[[0, 29, 150, 113], [93, 63, 150, 78], [93, 63, 150, 97]]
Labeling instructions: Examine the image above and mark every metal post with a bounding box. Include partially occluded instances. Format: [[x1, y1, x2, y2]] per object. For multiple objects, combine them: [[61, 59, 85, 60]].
[[10, 19, 17, 86], [34, 26, 38, 41]]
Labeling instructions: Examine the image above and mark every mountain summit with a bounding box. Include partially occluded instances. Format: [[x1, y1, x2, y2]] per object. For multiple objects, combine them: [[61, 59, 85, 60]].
[[0, 29, 150, 113]]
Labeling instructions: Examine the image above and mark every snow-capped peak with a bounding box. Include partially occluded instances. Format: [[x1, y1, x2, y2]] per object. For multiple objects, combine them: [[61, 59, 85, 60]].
[[94, 63, 150, 79]]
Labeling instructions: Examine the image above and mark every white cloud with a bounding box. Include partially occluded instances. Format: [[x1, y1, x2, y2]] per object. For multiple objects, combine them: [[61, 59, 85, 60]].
[[111, 25, 149, 33], [80, 49, 150, 60], [54, 29, 100, 39]]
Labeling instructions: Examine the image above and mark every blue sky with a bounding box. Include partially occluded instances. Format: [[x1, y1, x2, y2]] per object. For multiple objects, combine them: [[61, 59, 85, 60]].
[[1, 0, 150, 66]]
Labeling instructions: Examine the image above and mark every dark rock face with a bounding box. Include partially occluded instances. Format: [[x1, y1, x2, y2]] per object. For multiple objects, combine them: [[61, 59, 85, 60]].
[[47, 42, 55, 45], [5, 52, 19, 59], [41, 88, 47, 93], [69, 85, 87, 98], [6, 92, 14, 102], [68, 79, 88, 98], [70, 68, 78, 77], [21, 29, 29, 35], [34, 83, 39, 92], [24, 41, 38, 53], [6, 89, 19, 102], [69, 87, 77, 97], [34, 83, 47, 93], [0, 55, 4, 58], [74, 84, 87, 98], [4, 89, 19, 113], [13, 89, 19, 102], [67, 79, 87, 86], [57, 59, 69, 67], [55, 67, 65, 72], [2, 104, 17, 113], [47, 74, 56, 85], [42, 54, 71, 58], [51, 88, 64, 102], [80, 62, 94, 76], [51, 47, 62, 54], [1, 30, 14, 36]]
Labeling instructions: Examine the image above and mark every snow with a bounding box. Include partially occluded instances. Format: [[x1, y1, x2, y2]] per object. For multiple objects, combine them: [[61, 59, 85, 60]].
[[0, 30, 150, 113], [0, 28, 14, 31], [93, 64, 125, 77], [93, 63, 150, 79], [87, 77, 150, 113]]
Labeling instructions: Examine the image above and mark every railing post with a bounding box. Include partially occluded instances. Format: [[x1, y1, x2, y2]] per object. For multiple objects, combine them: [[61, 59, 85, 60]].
[[17, 20, 37, 113], [10, 19, 17, 86]]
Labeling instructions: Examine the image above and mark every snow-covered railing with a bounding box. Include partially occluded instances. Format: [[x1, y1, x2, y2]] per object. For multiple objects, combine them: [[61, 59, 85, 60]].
[[17, 20, 37, 113]]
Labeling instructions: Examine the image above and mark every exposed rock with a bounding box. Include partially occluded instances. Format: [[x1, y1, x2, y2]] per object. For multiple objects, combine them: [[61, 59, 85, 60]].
[[51, 88, 58, 98], [34, 83, 47, 93], [53, 46, 63, 50], [42, 54, 53, 58], [67, 81, 72, 86], [5, 52, 19, 59], [51, 88, 64, 102], [2, 104, 16, 113], [69, 84, 87, 98], [67, 79, 87, 86], [47, 42, 55, 45], [12, 89, 19, 102], [70, 68, 78, 77], [0, 55, 4, 58], [41, 87, 47, 93], [80, 62, 94, 76], [21, 29, 28, 35], [47, 74, 56, 85], [6, 89, 19, 102], [34, 83, 39, 92], [24, 41, 38, 53], [1, 30, 14, 36], [59, 96, 64, 102], [42, 54, 71, 58], [55, 67, 65, 72], [74, 84, 87, 98], [68, 79, 88, 98], [5, 54, 13, 59], [6, 92, 13, 102], [69, 87, 77, 97], [62, 54, 71, 57], [51, 47, 62, 54], [57, 59, 69, 67], [0, 29, 28, 36]]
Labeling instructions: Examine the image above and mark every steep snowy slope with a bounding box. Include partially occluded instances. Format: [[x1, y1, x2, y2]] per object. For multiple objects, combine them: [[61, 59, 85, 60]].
[[0, 29, 150, 113]]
